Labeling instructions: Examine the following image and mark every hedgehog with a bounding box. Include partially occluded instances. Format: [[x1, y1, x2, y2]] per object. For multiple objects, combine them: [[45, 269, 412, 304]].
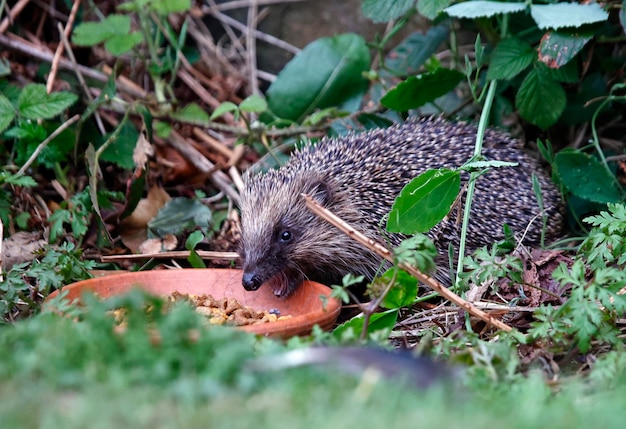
[[238, 117, 563, 297]]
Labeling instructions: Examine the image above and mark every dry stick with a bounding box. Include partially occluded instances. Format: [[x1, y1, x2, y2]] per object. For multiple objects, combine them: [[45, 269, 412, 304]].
[[246, 0, 260, 95], [202, 0, 309, 13], [301, 194, 514, 333], [46, 0, 81, 94], [16, 114, 81, 176], [0, 0, 30, 34], [100, 250, 239, 263]]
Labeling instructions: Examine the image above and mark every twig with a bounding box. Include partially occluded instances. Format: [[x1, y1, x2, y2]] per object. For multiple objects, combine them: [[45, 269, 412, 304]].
[[46, 0, 81, 94], [100, 250, 239, 262], [246, 0, 259, 95], [16, 114, 80, 176], [302, 194, 515, 333], [202, 0, 308, 13], [0, 0, 30, 34]]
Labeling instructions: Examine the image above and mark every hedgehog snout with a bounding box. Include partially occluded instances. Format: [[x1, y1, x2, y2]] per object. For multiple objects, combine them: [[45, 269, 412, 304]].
[[242, 271, 263, 291]]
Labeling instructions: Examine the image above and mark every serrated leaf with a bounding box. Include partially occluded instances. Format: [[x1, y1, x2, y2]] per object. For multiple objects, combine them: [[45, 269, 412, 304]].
[[17, 84, 78, 120], [72, 14, 131, 46], [515, 68, 565, 129], [210, 102, 238, 120], [385, 25, 449, 75], [538, 32, 592, 68], [418, 0, 453, 19], [555, 150, 623, 203], [104, 32, 143, 55], [530, 3, 608, 30], [387, 168, 461, 234], [148, 0, 191, 14], [445, 1, 526, 18], [173, 103, 210, 125], [0, 94, 16, 133], [362, 0, 415, 23], [381, 68, 464, 111], [486, 37, 534, 81], [267, 33, 370, 121], [239, 94, 268, 113]]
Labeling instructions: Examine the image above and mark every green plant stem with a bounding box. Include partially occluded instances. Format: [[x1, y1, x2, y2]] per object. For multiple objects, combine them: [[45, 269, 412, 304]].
[[590, 92, 625, 194], [454, 80, 498, 289]]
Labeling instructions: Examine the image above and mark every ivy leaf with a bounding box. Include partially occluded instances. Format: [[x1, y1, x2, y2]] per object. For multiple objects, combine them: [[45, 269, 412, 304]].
[[267, 33, 370, 121], [362, 0, 415, 23], [385, 25, 449, 76], [17, 84, 78, 120], [487, 37, 534, 81], [515, 67, 566, 129], [381, 68, 464, 111]]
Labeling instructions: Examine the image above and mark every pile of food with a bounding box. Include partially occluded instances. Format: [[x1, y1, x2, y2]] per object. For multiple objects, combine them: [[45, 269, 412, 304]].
[[170, 292, 292, 326]]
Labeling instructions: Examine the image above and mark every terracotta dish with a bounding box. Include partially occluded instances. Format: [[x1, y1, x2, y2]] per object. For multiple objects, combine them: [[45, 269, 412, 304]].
[[45, 269, 342, 338]]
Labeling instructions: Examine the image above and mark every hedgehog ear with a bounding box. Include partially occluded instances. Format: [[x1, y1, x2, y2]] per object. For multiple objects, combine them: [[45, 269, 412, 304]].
[[309, 180, 334, 207]]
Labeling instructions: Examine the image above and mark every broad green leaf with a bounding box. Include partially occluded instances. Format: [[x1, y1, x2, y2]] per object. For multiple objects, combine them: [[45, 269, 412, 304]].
[[267, 33, 370, 121], [104, 32, 143, 55], [380, 268, 418, 309], [148, 197, 212, 238], [530, 3, 609, 30], [487, 37, 534, 81], [173, 103, 210, 125], [0, 94, 15, 133], [381, 68, 464, 111], [210, 101, 238, 120], [445, 1, 526, 18], [333, 309, 398, 339], [418, 0, 453, 19], [387, 168, 461, 234], [17, 84, 78, 120], [148, 0, 191, 14], [385, 25, 449, 76], [239, 94, 268, 113], [516, 68, 566, 129], [362, 0, 415, 23], [99, 121, 139, 170], [555, 150, 623, 203], [538, 32, 592, 69], [72, 15, 131, 46], [621, 0, 626, 36], [186, 230, 207, 269]]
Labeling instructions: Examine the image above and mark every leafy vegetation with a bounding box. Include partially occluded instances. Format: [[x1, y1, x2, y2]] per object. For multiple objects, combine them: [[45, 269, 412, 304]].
[[1, 0, 626, 424]]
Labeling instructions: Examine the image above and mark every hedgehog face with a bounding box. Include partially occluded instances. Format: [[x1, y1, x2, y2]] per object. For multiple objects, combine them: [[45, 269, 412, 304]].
[[239, 170, 332, 297]]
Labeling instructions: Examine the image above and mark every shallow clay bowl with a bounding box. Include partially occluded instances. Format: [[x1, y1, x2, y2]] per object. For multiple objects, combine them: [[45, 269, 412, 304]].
[[45, 268, 341, 338]]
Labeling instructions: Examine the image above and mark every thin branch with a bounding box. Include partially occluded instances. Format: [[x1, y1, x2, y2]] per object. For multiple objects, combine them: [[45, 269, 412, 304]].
[[16, 114, 81, 176], [246, 0, 259, 95], [0, 0, 30, 34], [46, 0, 81, 94]]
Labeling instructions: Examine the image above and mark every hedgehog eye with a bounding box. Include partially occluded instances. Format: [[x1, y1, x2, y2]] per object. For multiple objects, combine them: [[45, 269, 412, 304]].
[[279, 230, 293, 242]]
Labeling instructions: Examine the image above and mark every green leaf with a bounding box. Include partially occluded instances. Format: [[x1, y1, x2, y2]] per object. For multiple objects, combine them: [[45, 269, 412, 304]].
[[380, 268, 418, 309], [362, 0, 415, 23], [333, 309, 398, 339], [17, 84, 78, 120], [381, 68, 464, 111], [173, 103, 210, 125], [515, 68, 566, 129], [210, 102, 238, 120], [530, 3, 609, 30], [239, 94, 268, 113], [99, 121, 138, 170], [462, 160, 518, 170], [186, 230, 207, 269], [555, 150, 623, 203], [385, 25, 449, 76], [387, 168, 461, 234], [104, 32, 143, 55], [148, 0, 191, 14], [487, 37, 534, 81], [0, 94, 16, 133], [418, 0, 453, 20], [445, 1, 526, 19], [267, 33, 371, 121], [72, 15, 131, 46], [0, 58, 10, 77], [538, 32, 592, 69], [148, 197, 212, 238]]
